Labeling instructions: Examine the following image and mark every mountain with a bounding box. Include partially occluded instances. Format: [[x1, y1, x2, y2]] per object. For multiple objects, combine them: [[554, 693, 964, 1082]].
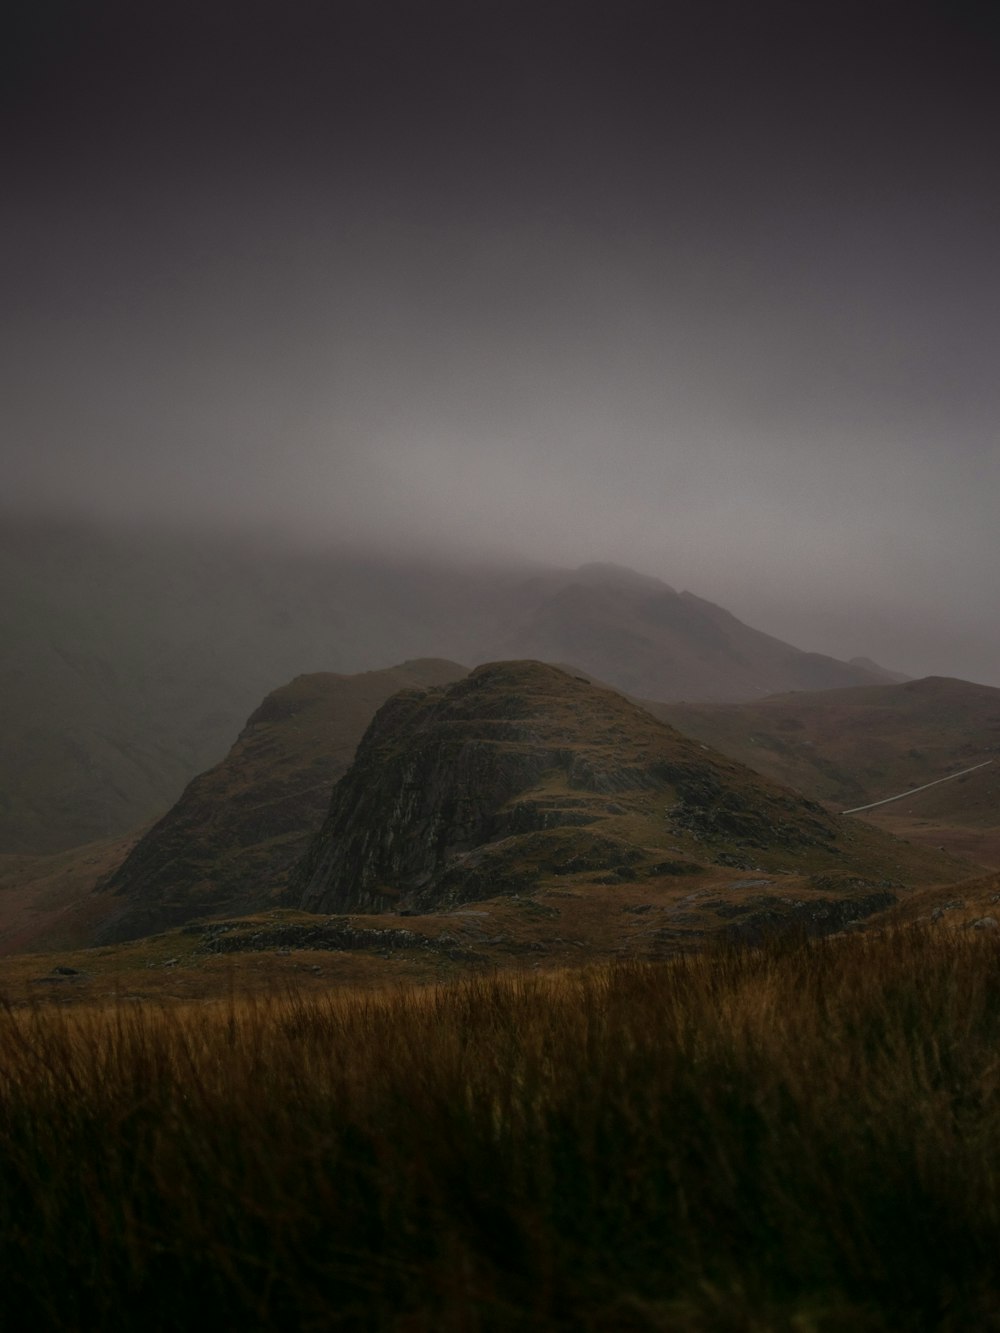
[[491, 564, 894, 702], [0, 515, 894, 855], [652, 676, 1000, 867], [294, 661, 957, 916], [96, 660, 467, 944], [2, 661, 970, 972]]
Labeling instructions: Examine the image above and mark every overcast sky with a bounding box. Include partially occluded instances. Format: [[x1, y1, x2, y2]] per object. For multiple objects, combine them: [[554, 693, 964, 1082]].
[[5, 1, 999, 683]]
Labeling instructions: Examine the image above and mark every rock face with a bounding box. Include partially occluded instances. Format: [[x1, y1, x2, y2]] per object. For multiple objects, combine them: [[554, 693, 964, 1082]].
[[97, 660, 467, 943], [295, 661, 876, 916]]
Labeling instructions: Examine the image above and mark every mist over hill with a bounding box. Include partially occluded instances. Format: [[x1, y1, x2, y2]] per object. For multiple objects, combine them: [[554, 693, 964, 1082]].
[[1, 515, 900, 855], [3, 8, 998, 1323], [6, 0, 1000, 879]]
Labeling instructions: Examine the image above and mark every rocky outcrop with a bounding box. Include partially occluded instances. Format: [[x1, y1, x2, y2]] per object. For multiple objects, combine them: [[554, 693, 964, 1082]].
[[185, 917, 482, 962], [715, 889, 898, 944], [295, 671, 606, 913], [97, 659, 467, 943], [294, 661, 860, 915]]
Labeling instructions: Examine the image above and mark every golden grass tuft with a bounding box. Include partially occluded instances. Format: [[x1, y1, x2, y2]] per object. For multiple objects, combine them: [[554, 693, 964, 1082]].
[[2, 929, 999, 1330]]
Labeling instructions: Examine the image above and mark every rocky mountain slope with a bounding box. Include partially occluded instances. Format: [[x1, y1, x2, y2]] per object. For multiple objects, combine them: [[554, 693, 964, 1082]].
[[1, 516, 895, 855], [96, 660, 466, 943], [293, 661, 958, 917], [3, 661, 972, 969]]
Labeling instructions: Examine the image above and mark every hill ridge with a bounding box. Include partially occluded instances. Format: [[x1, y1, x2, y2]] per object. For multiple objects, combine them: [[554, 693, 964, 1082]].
[[293, 660, 956, 917], [96, 659, 468, 943]]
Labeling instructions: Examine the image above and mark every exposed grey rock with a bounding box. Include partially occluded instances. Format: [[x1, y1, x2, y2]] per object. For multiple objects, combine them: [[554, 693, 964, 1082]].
[[966, 916, 999, 931], [190, 917, 484, 961], [293, 661, 852, 915], [717, 891, 897, 943]]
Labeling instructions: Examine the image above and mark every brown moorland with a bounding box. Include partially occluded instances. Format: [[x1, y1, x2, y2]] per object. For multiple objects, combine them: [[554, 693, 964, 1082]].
[[2, 928, 999, 1330], [654, 676, 1000, 867], [0, 829, 143, 956]]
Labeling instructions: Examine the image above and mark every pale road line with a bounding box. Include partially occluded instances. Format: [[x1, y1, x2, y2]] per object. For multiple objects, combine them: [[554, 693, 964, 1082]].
[[841, 759, 995, 815]]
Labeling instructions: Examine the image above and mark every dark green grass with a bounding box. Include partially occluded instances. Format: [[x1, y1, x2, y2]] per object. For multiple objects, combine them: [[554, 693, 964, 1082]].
[[2, 930, 999, 1330]]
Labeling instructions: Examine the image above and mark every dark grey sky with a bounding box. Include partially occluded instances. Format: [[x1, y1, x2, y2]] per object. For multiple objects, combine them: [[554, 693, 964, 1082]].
[[5, 1, 999, 683]]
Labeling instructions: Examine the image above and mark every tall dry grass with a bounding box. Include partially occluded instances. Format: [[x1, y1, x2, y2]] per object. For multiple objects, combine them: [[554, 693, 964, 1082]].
[[2, 929, 999, 1330]]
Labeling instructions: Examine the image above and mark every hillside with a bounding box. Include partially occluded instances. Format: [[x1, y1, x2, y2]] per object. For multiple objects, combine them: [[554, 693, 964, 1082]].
[[495, 563, 892, 701], [0, 516, 893, 855], [294, 661, 960, 919], [863, 866, 1000, 931], [10, 660, 962, 966], [0, 831, 143, 957], [96, 660, 467, 944], [11, 662, 980, 956], [653, 676, 1000, 866]]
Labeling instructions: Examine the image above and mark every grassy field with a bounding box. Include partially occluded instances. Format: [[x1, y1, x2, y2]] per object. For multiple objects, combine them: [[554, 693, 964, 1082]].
[[2, 929, 999, 1331]]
